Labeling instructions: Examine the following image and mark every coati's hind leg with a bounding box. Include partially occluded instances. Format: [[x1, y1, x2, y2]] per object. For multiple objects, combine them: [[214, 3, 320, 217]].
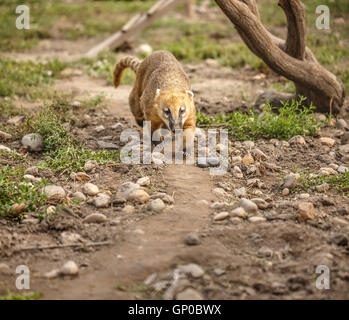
[[129, 87, 144, 127]]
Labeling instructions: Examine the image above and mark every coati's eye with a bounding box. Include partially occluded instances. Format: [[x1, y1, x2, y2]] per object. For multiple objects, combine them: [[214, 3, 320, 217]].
[[179, 107, 185, 114], [163, 108, 170, 117]]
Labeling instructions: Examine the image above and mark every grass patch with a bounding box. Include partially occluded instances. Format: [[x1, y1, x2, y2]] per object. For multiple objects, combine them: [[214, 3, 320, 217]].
[[0, 166, 48, 221], [0, 290, 42, 300], [197, 96, 321, 140]]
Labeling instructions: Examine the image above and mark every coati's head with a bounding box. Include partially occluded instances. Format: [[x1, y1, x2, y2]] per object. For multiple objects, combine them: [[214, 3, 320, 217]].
[[154, 89, 194, 133]]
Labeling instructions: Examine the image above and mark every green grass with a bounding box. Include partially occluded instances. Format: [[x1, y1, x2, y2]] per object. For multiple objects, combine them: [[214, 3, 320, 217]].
[[0, 290, 42, 300], [0, 166, 48, 221], [197, 96, 321, 140], [21, 99, 120, 173]]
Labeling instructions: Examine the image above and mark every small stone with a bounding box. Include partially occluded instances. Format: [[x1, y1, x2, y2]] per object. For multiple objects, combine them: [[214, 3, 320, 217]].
[[231, 156, 242, 164], [147, 198, 165, 212], [338, 165, 349, 174], [232, 165, 243, 178], [0, 130, 12, 140], [332, 217, 349, 226], [339, 144, 349, 154], [127, 189, 150, 203], [242, 154, 254, 165], [242, 141, 255, 148], [122, 205, 135, 214], [257, 246, 273, 258], [251, 148, 268, 160], [316, 183, 330, 193], [298, 202, 315, 222], [299, 193, 310, 200], [230, 217, 242, 224], [97, 140, 118, 149], [0, 145, 12, 152], [231, 207, 247, 218], [329, 163, 339, 170], [7, 115, 25, 125], [331, 234, 348, 246], [239, 198, 258, 214], [93, 194, 110, 208], [210, 202, 224, 210], [0, 263, 10, 273], [234, 187, 246, 197], [44, 269, 60, 279], [196, 199, 209, 206], [284, 174, 299, 189], [117, 182, 140, 198], [11, 203, 26, 214], [137, 176, 150, 186], [319, 137, 335, 147], [43, 185, 66, 200], [289, 135, 306, 145], [60, 261, 79, 276], [61, 232, 82, 244], [23, 174, 42, 183], [95, 125, 105, 133], [212, 188, 226, 197], [319, 167, 337, 176], [22, 218, 39, 224], [184, 232, 200, 246], [46, 205, 56, 215], [84, 160, 98, 172], [82, 183, 99, 196], [83, 213, 107, 224], [21, 133, 44, 152], [251, 198, 268, 209], [178, 264, 204, 278], [248, 216, 266, 223], [214, 211, 229, 221], [71, 191, 86, 202], [136, 43, 153, 55], [111, 122, 124, 130], [176, 288, 203, 300], [71, 172, 91, 182], [72, 100, 81, 107], [336, 119, 348, 130]]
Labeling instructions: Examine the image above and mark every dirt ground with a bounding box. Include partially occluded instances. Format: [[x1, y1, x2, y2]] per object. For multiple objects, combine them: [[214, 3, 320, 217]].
[[1, 7, 349, 298]]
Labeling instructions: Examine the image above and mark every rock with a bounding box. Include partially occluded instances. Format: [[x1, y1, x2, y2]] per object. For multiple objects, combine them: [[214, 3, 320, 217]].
[[230, 217, 242, 224], [0, 145, 12, 153], [336, 119, 348, 130], [251, 198, 268, 209], [178, 264, 204, 278], [147, 198, 165, 212], [122, 205, 135, 214], [234, 187, 246, 197], [127, 189, 150, 203], [0, 130, 12, 140], [71, 191, 86, 202], [11, 203, 26, 214], [319, 137, 335, 147], [239, 198, 258, 214], [210, 202, 224, 210], [257, 246, 273, 258], [46, 205, 56, 215], [22, 218, 39, 225], [44, 269, 60, 279], [242, 141, 255, 148], [7, 115, 25, 125], [231, 156, 242, 164], [95, 125, 105, 133], [339, 144, 349, 154], [284, 173, 299, 189], [282, 188, 290, 196], [299, 193, 310, 200], [43, 185, 66, 200], [232, 166, 243, 178], [331, 234, 348, 246], [97, 140, 118, 149], [316, 183, 330, 193], [231, 207, 247, 218], [289, 135, 306, 145], [93, 194, 110, 208], [70, 172, 91, 182], [117, 182, 140, 198], [137, 176, 150, 186], [214, 211, 229, 221], [176, 288, 203, 300], [111, 122, 124, 130], [184, 232, 200, 246], [82, 183, 99, 196], [212, 188, 226, 197], [0, 263, 10, 273], [242, 154, 254, 165], [136, 43, 153, 55], [329, 163, 339, 170], [60, 261, 79, 276], [83, 213, 107, 224], [84, 160, 98, 172], [61, 232, 82, 244], [319, 167, 337, 176], [332, 217, 349, 226], [251, 148, 268, 160], [248, 216, 266, 223], [23, 174, 41, 183], [196, 199, 209, 206], [21, 133, 44, 152], [338, 165, 349, 174], [298, 202, 315, 222]]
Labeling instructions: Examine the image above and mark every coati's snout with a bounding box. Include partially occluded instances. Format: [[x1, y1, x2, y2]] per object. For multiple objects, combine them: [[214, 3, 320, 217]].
[[154, 88, 194, 134]]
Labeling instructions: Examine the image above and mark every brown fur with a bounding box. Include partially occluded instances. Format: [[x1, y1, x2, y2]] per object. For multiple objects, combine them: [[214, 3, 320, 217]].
[[113, 50, 196, 151]]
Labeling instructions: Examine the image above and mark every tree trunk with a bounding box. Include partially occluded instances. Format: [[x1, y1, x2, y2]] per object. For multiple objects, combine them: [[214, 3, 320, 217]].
[[215, 0, 345, 114]]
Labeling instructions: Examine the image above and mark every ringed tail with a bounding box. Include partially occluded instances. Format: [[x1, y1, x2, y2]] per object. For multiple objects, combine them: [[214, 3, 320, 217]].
[[113, 56, 141, 88]]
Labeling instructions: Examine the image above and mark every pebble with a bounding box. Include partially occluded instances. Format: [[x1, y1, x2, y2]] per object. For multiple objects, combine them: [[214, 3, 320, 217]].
[[46, 206, 56, 215], [136, 43, 153, 55], [61, 232, 82, 244], [137, 176, 150, 186], [0, 130, 12, 140], [176, 288, 203, 300], [84, 160, 98, 172], [212, 188, 226, 197], [95, 125, 105, 133], [196, 199, 209, 206], [7, 115, 25, 125], [332, 217, 349, 226], [289, 135, 306, 145], [338, 165, 349, 174], [284, 174, 299, 189], [234, 187, 246, 197], [71, 191, 86, 202], [336, 119, 348, 130], [242, 154, 254, 165], [178, 264, 204, 278], [319, 167, 337, 176], [21, 133, 44, 151], [242, 141, 254, 148], [298, 202, 315, 222], [316, 183, 330, 193], [251, 198, 268, 209], [117, 182, 140, 198], [83, 213, 107, 224], [127, 189, 150, 203], [44, 269, 60, 279], [339, 144, 349, 154], [299, 193, 310, 200], [111, 122, 124, 130], [97, 140, 118, 149], [231, 156, 242, 164], [23, 174, 42, 183], [251, 148, 267, 160], [147, 198, 165, 212], [82, 183, 99, 196], [214, 211, 229, 221], [319, 137, 335, 147], [60, 261, 79, 276], [210, 202, 224, 210], [248, 216, 266, 223], [0, 263, 10, 273], [231, 207, 247, 218], [230, 217, 242, 224], [22, 218, 39, 224], [184, 232, 200, 246], [93, 193, 110, 208], [232, 166, 243, 178], [239, 198, 258, 214], [329, 163, 339, 170], [331, 234, 348, 246], [43, 185, 66, 199], [0, 145, 12, 152], [122, 205, 135, 214]]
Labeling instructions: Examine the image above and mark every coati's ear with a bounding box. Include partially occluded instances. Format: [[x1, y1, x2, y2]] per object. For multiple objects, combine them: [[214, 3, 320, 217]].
[[155, 88, 160, 100], [186, 90, 194, 98]]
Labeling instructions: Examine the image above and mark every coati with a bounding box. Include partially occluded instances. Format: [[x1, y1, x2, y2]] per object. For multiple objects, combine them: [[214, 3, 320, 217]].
[[113, 50, 196, 152]]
